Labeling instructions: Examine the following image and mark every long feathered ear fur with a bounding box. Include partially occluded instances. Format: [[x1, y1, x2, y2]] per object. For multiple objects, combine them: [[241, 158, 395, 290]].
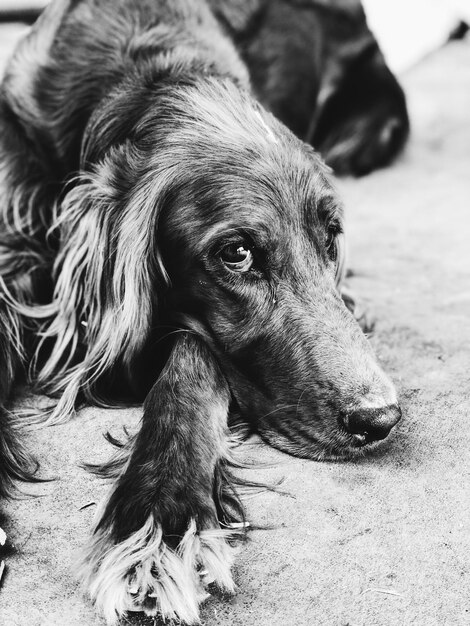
[[36, 144, 173, 423], [0, 2, 74, 488], [0, 306, 41, 496], [0, 0, 173, 423]]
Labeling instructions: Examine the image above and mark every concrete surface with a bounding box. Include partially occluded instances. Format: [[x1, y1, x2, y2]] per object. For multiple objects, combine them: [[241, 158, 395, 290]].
[[0, 25, 469, 626]]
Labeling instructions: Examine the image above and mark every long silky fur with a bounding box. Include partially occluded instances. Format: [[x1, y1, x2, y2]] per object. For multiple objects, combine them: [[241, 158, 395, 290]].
[[35, 166, 170, 423], [79, 509, 237, 625], [0, 292, 41, 495], [0, 407, 40, 498], [87, 427, 257, 528]]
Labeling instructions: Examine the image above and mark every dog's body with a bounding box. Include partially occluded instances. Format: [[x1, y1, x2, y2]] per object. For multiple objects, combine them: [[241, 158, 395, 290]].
[[0, 0, 403, 623]]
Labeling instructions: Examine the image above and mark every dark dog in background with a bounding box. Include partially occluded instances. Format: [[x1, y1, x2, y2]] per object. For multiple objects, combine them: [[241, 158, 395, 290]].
[[211, 0, 410, 175], [0, 0, 403, 623]]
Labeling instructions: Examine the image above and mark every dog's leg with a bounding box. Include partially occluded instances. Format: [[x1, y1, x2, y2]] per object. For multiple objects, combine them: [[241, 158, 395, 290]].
[[80, 333, 242, 625]]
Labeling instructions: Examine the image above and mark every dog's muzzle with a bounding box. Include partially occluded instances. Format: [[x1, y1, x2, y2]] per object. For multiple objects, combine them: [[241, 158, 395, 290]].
[[340, 404, 402, 446]]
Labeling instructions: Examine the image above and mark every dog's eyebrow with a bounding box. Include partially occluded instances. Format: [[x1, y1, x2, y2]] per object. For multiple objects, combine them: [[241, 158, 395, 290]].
[[320, 193, 342, 216], [196, 221, 272, 253], [304, 192, 342, 229]]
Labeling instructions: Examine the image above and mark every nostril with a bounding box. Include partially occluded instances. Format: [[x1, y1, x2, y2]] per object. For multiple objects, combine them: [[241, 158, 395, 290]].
[[341, 404, 402, 443]]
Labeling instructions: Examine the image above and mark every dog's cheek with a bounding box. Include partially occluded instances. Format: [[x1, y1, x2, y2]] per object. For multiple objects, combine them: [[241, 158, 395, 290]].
[[172, 267, 275, 346]]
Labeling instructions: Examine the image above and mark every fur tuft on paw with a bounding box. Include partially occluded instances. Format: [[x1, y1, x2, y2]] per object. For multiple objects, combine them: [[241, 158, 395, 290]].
[[79, 514, 237, 625]]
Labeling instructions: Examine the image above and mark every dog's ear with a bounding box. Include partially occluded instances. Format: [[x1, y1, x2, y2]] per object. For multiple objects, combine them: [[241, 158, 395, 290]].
[[0, 4, 73, 487], [37, 148, 172, 421]]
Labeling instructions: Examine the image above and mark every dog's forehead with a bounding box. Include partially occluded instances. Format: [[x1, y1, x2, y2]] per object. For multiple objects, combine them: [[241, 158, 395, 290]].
[[194, 139, 336, 215], [173, 159, 342, 257], [159, 81, 342, 246]]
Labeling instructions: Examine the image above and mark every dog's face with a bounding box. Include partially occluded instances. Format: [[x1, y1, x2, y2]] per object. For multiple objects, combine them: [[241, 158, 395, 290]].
[[148, 80, 400, 460]]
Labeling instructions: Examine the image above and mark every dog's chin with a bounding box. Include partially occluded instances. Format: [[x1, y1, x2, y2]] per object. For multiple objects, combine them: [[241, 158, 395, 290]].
[[257, 428, 383, 462]]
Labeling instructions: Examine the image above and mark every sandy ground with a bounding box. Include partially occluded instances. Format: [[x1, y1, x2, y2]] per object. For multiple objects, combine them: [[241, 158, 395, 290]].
[[1, 24, 470, 626]]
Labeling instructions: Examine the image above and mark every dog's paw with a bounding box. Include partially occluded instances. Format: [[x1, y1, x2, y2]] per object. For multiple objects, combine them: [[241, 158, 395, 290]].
[[312, 55, 409, 177], [79, 515, 237, 625], [322, 113, 409, 176]]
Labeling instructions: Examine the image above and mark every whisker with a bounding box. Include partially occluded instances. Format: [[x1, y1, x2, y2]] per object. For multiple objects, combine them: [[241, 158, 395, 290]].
[[295, 388, 308, 418], [259, 404, 299, 421]]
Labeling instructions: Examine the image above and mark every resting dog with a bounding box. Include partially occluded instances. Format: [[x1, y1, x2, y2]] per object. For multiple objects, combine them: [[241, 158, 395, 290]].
[[0, 0, 402, 623]]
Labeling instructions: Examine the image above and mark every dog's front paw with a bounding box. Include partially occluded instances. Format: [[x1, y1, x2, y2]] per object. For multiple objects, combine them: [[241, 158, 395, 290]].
[[80, 514, 237, 625]]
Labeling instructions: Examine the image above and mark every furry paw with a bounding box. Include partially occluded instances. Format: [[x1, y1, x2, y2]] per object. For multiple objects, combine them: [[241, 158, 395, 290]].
[[80, 515, 237, 625]]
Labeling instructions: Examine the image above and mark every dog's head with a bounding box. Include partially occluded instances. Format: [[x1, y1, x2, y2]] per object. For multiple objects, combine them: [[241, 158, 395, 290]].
[[50, 76, 400, 458]]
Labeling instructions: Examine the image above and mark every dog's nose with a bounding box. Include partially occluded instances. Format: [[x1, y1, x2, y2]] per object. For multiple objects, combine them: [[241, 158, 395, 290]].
[[341, 404, 402, 444]]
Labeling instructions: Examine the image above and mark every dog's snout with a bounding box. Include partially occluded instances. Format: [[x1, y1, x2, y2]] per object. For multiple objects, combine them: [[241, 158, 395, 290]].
[[342, 404, 402, 444]]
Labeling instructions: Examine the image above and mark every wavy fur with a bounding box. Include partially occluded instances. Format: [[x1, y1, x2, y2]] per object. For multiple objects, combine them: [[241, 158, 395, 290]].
[[80, 513, 236, 625]]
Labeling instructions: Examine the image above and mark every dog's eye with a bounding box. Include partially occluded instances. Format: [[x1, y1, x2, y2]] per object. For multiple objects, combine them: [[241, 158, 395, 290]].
[[326, 223, 342, 262], [220, 243, 254, 272]]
